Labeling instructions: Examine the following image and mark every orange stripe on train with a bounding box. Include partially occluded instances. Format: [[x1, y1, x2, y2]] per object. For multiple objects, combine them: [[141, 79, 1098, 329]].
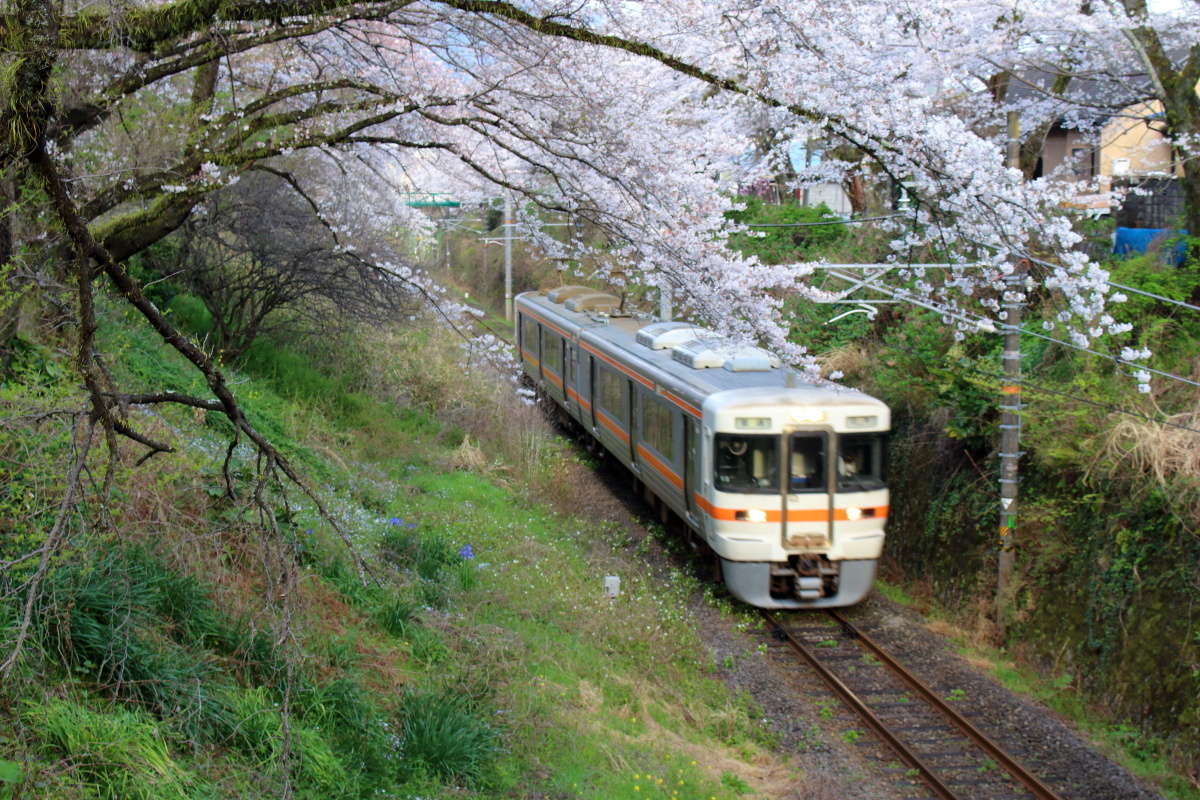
[[636, 444, 683, 490], [596, 408, 630, 443], [521, 307, 572, 340], [567, 386, 591, 410], [692, 494, 889, 523], [659, 388, 701, 418], [581, 341, 655, 390]]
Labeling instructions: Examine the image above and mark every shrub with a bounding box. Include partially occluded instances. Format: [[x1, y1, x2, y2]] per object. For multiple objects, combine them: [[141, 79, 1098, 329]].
[[222, 687, 349, 795], [35, 547, 234, 743], [407, 627, 450, 666], [295, 678, 393, 782], [724, 196, 848, 264], [416, 534, 459, 581], [397, 689, 498, 786], [165, 294, 213, 338], [25, 698, 196, 800], [373, 595, 420, 637]]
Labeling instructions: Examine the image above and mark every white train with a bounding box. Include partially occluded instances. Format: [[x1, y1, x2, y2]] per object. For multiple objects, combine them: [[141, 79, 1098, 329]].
[[516, 288, 890, 609]]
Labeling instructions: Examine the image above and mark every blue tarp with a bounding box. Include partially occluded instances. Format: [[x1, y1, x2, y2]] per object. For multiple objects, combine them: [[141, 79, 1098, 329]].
[[1113, 227, 1189, 265]]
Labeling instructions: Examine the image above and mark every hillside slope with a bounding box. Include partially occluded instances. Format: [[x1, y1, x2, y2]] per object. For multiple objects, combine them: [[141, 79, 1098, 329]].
[[1, 299, 797, 799]]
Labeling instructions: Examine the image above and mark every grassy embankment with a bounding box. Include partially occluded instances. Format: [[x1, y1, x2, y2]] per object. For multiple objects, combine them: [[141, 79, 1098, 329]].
[[0, 297, 795, 799]]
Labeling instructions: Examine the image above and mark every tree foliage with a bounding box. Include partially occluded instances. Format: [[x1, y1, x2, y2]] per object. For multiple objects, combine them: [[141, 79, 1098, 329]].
[[1, 0, 1197, 675], [724, 197, 848, 265], [173, 170, 417, 359]]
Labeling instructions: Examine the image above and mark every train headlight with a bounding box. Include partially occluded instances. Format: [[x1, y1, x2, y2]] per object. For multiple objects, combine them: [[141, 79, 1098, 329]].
[[845, 507, 863, 521], [735, 509, 768, 522]]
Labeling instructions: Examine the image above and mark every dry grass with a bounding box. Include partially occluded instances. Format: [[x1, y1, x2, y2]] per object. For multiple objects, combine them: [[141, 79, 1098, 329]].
[[609, 694, 820, 800], [358, 321, 595, 512], [445, 435, 489, 473], [817, 344, 873, 383], [1102, 402, 1200, 524], [1104, 405, 1200, 483]]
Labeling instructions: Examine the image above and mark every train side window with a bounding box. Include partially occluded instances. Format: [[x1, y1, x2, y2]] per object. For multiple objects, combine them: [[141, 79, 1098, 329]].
[[542, 330, 561, 376], [642, 393, 674, 460], [595, 365, 626, 425], [521, 315, 539, 362]]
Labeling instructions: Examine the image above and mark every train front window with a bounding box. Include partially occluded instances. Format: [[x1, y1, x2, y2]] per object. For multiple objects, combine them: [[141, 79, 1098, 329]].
[[789, 434, 826, 492], [714, 434, 777, 493], [837, 434, 885, 492]]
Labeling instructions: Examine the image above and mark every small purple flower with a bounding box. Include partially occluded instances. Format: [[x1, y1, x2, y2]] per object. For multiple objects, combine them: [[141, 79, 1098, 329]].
[[388, 517, 403, 526], [458, 544, 474, 560], [305, 529, 313, 536], [406, 522, 417, 529]]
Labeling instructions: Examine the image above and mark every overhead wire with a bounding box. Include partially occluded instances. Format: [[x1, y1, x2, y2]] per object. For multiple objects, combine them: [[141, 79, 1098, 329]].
[[744, 212, 905, 228], [821, 260, 1200, 391], [872, 336, 1200, 436]]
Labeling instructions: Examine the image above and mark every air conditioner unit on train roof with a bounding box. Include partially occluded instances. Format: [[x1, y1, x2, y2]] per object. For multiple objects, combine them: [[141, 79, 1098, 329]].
[[671, 338, 780, 371], [671, 338, 729, 369], [724, 347, 781, 372], [635, 321, 705, 350], [547, 285, 593, 304], [564, 292, 621, 314]]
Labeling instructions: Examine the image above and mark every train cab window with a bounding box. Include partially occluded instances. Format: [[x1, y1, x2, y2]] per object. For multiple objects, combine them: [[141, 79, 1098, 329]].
[[837, 434, 885, 492], [789, 434, 826, 493], [715, 434, 777, 493]]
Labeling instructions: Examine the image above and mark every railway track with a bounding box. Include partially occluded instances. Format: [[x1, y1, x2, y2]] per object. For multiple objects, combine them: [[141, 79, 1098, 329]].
[[761, 610, 1067, 800]]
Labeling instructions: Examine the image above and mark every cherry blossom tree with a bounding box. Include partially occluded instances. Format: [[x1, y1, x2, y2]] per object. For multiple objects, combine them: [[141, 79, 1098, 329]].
[[1, 0, 1193, 481]]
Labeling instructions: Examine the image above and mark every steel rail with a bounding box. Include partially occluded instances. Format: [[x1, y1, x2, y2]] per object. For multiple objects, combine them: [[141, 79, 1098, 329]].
[[827, 610, 1065, 800], [760, 610, 961, 800]]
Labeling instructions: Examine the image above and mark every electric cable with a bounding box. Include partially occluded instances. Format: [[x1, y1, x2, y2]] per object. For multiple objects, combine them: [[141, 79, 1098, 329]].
[[821, 266, 1200, 390], [870, 336, 1200, 437], [744, 213, 905, 228]]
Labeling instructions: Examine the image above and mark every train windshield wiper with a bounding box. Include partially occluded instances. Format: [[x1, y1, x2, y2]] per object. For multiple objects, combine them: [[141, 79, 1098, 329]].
[[839, 473, 871, 492]]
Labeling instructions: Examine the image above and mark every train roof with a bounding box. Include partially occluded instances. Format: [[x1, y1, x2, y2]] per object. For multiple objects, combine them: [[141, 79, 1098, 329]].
[[516, 290, 887, 415]]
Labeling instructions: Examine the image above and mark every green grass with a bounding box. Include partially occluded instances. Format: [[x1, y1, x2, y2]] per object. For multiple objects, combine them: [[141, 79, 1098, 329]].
[[1, 300, 794, 800], [396, 689, 499, 786], [25, 698, 198, 800]]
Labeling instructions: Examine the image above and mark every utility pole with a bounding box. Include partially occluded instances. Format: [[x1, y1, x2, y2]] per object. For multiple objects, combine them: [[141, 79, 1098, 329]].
[[659, 285, 672, 321], [503, 193, 513, 323], [996, 110, 1023, 629], [442, 209, 451, 270]]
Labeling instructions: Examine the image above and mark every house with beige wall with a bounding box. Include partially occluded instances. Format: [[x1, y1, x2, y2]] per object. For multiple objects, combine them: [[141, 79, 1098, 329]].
[[1097, 101, 1183, 180], [1040, 100, 1182, 184]]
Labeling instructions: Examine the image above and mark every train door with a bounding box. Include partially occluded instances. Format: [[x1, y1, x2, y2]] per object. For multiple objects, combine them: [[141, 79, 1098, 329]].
[[783, 430, 832, 547], [630, 384, 641, 465], [519, 314, 539, 374], [685, 417, 699, 517], [626, 379, 636, 462], [587, 354, 597, 430], [563, 341, 578, 419]]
